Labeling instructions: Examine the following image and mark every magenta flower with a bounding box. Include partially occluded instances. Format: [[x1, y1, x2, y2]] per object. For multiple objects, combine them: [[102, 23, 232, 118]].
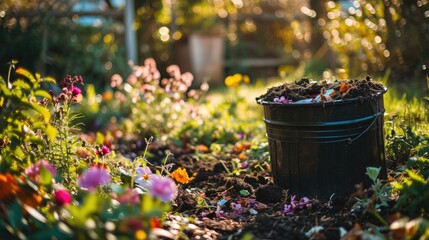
[[71, 86, 82, 97], [54, 189, 72, 206], [25, 160, 57, 182], [78, 167, 111, 191], [96, 145, 110, 156], [147, 175, 177, 202]]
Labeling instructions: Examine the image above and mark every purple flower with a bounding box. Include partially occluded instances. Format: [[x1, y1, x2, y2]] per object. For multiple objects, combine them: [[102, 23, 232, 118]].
[[54, 189, 72, 206], [273, 96, 292, 104], [284, 204, 295, 215], [25, 160, 57, 182], [147, 175, 177, 202], [134, 166, 155, 188], [231, 202, 242, 215], [290, 195, 298, 208], [283, 195, 312, 215], [299, 197, 312, 209], [78, 167, 111, 191]]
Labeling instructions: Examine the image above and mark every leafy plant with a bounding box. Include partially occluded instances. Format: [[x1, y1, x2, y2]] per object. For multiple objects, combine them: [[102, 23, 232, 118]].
[[393, 135, 429, 217], [385, 118, 427, 163], [352, 167, 392, 226], [0, 61, 57, 171]]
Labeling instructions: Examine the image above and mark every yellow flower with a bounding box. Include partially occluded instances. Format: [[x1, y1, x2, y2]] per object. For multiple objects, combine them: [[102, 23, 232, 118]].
[[224, 73, 250, 87], [243, 75, 250, 84], [171, 167, 191, 184], [135, 230, 147, 240]]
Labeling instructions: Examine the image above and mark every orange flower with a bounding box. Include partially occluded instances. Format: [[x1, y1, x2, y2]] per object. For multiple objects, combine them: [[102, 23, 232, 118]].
[[195, 144, 209, 153], [171, 167, 191, 184], [16, 187, 43, 208], [0, 173, 19, 200]]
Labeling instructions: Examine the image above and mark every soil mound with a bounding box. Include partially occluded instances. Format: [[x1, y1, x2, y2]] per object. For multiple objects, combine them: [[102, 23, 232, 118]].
[[256, 76, 386, 104]]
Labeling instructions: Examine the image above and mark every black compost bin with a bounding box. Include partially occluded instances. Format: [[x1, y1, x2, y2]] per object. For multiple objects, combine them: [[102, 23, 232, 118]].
[[257, 89, 387, 199]]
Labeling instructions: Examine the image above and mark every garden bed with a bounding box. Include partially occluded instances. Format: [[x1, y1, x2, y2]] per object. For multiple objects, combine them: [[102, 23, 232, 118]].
[[150, 143, 396, 240], [1, 64, 428, 240]]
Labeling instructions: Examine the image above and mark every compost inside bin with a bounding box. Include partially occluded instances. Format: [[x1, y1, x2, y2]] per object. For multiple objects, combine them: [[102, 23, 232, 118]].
[[256, 76, 386, 104]]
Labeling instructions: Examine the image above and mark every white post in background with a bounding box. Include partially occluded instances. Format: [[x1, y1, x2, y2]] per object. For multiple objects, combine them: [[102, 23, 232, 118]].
[[125, 0, 137, 65]]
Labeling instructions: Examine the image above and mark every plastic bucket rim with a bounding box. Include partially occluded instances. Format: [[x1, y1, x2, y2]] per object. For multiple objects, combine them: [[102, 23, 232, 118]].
[[257, 86, 387, 107]]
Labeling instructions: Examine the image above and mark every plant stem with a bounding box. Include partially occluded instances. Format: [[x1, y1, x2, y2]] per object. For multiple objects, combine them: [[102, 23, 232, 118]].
[[371, 209, 388, 227]]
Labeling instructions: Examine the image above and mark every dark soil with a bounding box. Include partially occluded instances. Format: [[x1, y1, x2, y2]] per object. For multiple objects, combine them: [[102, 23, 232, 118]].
[[161, 148, 395, 240], [256, 76, 386, 103]]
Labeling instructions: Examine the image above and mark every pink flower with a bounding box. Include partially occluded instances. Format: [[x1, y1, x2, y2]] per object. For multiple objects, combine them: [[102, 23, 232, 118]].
[[148, 175, 177, 202], [25, 160, 57, 182], [54, 189, 72, 206], [110, 74, 123, 88], [78, 167, 111, 191], [273, 96, 292, 104]]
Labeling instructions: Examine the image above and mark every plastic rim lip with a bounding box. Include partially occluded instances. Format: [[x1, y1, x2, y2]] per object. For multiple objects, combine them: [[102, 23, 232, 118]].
[[257, 87, 387, 107]]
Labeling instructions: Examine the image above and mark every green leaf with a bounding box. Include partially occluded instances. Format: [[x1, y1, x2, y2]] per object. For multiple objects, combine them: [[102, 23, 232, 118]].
[[34, 89, 52, 100], [31, 103, 51, 123], [120, 170, 132, 187], [45, 125, 58, 142], [41, 76, 56, 83], [15, 67, 36, 83], [80, 193, 99, 218], [39, 165, 53, 186], [12, 79, 32, 89], [0, 83, 11, 97], [141, 194, 154, 213], [32, 122, 46, 130], [8, 202, 23, 229], [239, 189, 250, 196], [96, 132, 104, 145], [28, 136, 46, 147], [67, 193, 99, 227], [406, 170, 426, 183], [366, 167, 381, 183]]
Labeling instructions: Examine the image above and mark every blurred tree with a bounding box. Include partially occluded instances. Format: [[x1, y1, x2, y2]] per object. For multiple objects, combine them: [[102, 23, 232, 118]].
[[309, 0, 337, 71], [0, 0, 128, 91], [321, 0, 429, 81]]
